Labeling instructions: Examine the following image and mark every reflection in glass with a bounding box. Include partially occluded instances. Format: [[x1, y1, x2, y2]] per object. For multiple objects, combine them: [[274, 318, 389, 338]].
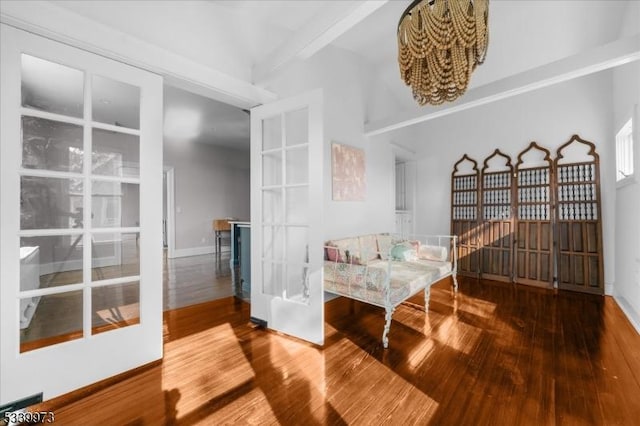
[[263, 189, 283, 224], [92, 128, 140, 177], [20, 290, 83, 353], [262, 151, 282, 186], [92, 281, 140, 335], [92, 181, 139, 228], [20, 236, 83, 291], [285, 108, 308, 146], [262, 115, 281, 151], [262, 225, 283, 260], [286, 187, 308, 224], [286, 227, 308, 264], [92, 233, 139, 281], [284, 227, 308, 303], [286, 263, 309, 303], [22, 116, 83, 172], [21, 54, 84, 118], [92, 75, 140, 129], [21, 176, 83, 230], [286, 147, 308, 185], [262, 261, 283, 297]]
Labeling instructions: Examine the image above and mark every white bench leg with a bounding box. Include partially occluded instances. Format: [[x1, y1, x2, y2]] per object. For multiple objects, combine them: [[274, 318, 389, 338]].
[[382, 307, 395, 349], [424, 286, 431, 311], [453, 273, 459, 292]]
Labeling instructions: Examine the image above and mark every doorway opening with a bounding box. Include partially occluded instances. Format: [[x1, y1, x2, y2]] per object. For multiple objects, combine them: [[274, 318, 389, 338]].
[[161, 84, 251, 310]]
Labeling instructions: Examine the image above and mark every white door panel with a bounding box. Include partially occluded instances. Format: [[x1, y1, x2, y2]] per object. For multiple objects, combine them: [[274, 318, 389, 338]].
[[0, 25, 163, 404], [250, 89, 324, 345]]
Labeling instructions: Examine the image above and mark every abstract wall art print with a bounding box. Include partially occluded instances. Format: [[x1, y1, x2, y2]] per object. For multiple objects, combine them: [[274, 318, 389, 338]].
[[331, 142, 366, 201]]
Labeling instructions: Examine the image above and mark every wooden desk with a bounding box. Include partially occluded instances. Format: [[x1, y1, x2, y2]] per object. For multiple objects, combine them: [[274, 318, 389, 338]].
[[212, 219, 231, 253]]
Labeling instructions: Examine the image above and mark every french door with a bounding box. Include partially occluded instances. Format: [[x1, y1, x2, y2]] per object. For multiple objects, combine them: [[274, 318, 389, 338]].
[[0, 25, 163, 404], [250, 90, 324, 345]]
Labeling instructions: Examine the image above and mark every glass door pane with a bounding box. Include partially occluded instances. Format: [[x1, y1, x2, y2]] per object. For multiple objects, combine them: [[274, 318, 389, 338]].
[[21, 116, 83, 172], [92, 75, 140, 129], [20, 290, 83, 353], [21, 54, 84, 118], [251, 90, 323, 346], [17, 53, 143, 353]]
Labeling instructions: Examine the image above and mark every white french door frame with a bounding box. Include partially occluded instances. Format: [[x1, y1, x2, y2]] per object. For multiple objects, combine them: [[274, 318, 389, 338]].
[[164, 166, 176, 259], [250, 89, 325, 345], [0, 25, 163, 404]]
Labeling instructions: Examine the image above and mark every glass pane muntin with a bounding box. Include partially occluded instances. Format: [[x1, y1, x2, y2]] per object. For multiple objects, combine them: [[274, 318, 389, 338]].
[[18, 54, 143, 347]]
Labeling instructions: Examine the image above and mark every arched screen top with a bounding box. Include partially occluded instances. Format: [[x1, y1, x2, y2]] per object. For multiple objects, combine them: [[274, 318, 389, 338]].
[[482, 149, 513, 173], [516, 141, 552, 170], [555, 134, 599, 165], [452, 154, 479, 177]]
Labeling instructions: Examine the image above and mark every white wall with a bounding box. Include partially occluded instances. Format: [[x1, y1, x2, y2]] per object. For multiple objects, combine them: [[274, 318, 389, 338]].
[[393, 71, 617, 291], [612, 0, 640, 331], [164, 139, 249, 255], [263, 47, 399, 240]]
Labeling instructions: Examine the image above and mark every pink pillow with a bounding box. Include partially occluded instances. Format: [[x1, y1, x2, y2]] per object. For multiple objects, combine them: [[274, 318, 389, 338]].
[[326, 244, 343, 262], [408, 240, 421, 252]]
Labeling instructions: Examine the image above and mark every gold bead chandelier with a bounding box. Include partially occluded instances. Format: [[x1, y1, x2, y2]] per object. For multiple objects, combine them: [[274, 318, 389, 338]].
[[398, 0, 489, 106]]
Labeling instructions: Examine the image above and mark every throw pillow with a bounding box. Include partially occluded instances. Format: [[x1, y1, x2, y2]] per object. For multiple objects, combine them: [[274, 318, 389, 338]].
[[418, 245, 448, 262], [358, 234, 379, 263], [325, 244, 343, 262], [390, 242, 418, 261]]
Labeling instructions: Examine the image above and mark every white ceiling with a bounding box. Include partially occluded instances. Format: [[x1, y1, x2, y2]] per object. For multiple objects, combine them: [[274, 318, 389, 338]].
[[331, 1, 630, 110], [164, 85, 250, 150], [31, 0, 635, 147]]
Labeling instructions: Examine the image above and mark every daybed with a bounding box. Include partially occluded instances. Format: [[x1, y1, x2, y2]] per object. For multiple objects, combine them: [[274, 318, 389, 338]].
[[324, 233, 458, 348]]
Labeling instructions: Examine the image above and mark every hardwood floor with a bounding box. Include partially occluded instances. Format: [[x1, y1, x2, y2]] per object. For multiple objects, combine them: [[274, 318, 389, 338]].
[[163, 252, 234, 311], [25, 276, 640, 425], [19, 252, 234, 351]]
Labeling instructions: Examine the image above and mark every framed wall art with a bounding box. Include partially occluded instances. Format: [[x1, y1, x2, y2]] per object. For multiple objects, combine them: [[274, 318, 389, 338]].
[[331, 142, 366, 201]]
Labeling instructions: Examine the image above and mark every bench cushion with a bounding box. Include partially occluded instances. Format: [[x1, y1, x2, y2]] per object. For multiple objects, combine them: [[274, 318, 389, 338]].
[[324, 259, 449, 306]]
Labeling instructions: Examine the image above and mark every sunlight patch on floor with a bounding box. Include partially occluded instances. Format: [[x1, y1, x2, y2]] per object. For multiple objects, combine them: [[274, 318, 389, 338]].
[[458, 296, 497, 318], [95, 302, 139, 325], [407, 338, 436, 369], [325, 337, 440, 424], [434, 316, 482, 355], [197, 386, 277, 425], [162, 323, 255, 421], [274, 335, 327, 397]]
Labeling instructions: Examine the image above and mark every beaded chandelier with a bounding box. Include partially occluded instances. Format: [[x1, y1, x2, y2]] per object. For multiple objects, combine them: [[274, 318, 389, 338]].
[[398, 0, 489, 106]]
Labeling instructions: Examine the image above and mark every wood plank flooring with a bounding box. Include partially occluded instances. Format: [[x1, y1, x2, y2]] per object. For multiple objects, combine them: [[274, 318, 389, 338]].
[[27, 277, 640, 425], [20, 252, 234, 351]]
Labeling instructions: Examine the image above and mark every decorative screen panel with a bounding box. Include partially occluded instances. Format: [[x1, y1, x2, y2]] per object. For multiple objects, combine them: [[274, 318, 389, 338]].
[[554, 135, 604, 294], [480, 149, 514, 283], [514, 142, 553, 288], [451, 155, 480, 278]]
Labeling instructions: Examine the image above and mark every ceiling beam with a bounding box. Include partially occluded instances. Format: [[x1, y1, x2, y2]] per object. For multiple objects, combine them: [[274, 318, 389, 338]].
[[253, 0, 389, 84], [365, 33, 640, 137], [1, 0, 277, 109]]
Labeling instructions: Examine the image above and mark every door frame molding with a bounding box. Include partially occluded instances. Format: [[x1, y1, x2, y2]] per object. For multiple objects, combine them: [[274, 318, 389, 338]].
[[163, 166, 176, 259]]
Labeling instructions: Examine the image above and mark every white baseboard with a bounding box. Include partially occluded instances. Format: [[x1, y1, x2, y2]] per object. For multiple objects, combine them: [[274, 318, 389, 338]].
[[39, 256, 118, 275], [172, 245, 218, 258], [605, 282, 613, 296], [613, 295, 640, 335]]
